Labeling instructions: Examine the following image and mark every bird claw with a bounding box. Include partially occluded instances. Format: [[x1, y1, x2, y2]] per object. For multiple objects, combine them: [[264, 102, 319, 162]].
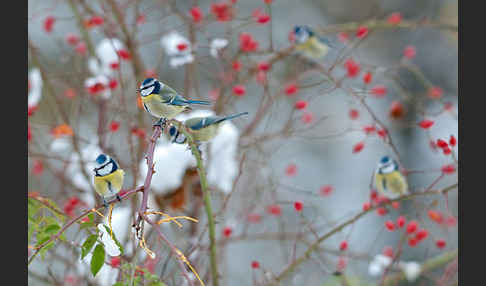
[[153, 118, 167, 129], [103, 199, 109, 209], [116, 194, 122, 202]]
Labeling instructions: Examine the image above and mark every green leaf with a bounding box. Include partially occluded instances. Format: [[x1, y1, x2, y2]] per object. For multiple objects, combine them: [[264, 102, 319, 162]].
[[112, 282, 124, 286], [90, 244, 105, 277], [81, 235, 98, 259], [43, 223, 61, 235], [39, 241, 55, 260], [102, 225, 124, 255]]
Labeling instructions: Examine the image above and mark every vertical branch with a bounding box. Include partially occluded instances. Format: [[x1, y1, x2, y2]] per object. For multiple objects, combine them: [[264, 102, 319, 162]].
[[174, 122, 219, 286]]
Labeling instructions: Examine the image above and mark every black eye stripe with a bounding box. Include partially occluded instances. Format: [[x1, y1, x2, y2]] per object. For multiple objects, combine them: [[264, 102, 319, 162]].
[[141, 83, 155, 90]]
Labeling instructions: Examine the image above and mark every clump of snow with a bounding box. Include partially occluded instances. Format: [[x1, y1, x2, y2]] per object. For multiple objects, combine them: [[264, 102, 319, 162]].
[[161, 31, 194, 68], [28, 68, 43, 108], [368, 254, 422, 282], [210, 38, 228, 58]]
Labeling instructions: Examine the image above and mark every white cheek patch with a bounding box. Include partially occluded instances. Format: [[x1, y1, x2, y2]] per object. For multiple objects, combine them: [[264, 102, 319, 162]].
[[175, 134, 186, 144], [98, 163, 113, 176], [296, 33, 308, 44], [381, 164, 396, 174], [141, 86, 155, 96]]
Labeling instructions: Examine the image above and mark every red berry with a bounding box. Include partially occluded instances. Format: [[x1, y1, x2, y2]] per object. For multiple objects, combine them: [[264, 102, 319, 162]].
[[88, 16, 104, 27], [285, 164, 297, 176], [443, 147, 452, 155], [449, 135, 457, 147], [370, 85, 387, 98], [190, 6, 203, 23], [65, 33, 79, 45], [110, 257, 121, 268], [376, 207, 387, 216], [352, 141, 365, 154], [436, 139, 449, 149], [320, 185, 333, 196], [363, 202, 371, 211], [387, 12, 402, 25], [406, 220, 418, 234], [363, 125, 376, 135], [285, 83, 298, 95], [389, 101, 404, 119], [415, 229, 429, 241], [349, 109, 359, 120], [258, 61, 270, 71], [418, 119, 434, 129], [445, 216, 457, 227], [377, 129, 387, 139], [108, 79, 118, 90], [176, 43, 188, 51], [363, 72, 372, 84], [396, 216, 406, 228], [337, 256, 347, 271], [251, 261, 260, 269], [385, 220, 395, 231], [43, 16, 56, 33], [110, 121, 120, 132], [301, 112, 314, 124], [233, 85, 246, 96], [232, 61, 241, 71], [339, 241, 348, 251], [75, 42, 87, 56], [428, 87, 443, 99], [223, 226, 232, 237], [344, 59, 360, 78], [403, 45, 416, 59], [32, 160, 44, 176], [370, 190, 378, 201], [391, 202, 400, 209], [441, 164, 456, 174], [383, 246, 394, 258], [117, 49, 131, 60], [427, 210, 443, 224], [436, 239, 446, 249], [211, 2, 232, 22], [256, 70, 267, 85], [408, 237, 418, 247], [267, 204, 281, 216], [356, 26, 368, 38], [239, 33, 259, 52], [295, 100, 308, 110], [294, 201, 303, 212]]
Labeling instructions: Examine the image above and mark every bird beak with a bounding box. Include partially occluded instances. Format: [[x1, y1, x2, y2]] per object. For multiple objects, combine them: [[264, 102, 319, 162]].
[[136, 89, 141, 92]]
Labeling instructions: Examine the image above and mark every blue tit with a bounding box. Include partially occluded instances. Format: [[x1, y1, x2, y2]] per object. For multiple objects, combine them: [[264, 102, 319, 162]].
[[137, 78, 212, 127], [93, 154, 125, 207], [294, 25, 333, 59], [169, 112, 249, 147], [374, 156, 409, 199]]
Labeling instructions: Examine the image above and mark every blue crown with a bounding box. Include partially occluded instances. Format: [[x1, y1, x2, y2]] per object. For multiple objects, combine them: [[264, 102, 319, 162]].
[[169, 126, 177, 136], [95, 154, 107, 165], [142, 78, 155, 86], [380, 156, 390, 164]]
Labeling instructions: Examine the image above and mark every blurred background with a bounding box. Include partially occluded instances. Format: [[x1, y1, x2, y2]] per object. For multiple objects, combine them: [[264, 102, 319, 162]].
[[28, 0, 458, 285]]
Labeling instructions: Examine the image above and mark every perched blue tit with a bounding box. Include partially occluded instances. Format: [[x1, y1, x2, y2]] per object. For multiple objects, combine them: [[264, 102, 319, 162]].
[[93, 154, 125, 207], [169, 112, 249, 147], [374, 156, 409, 199], [294, 25, 333, 59], [137, 78, 212, 126]]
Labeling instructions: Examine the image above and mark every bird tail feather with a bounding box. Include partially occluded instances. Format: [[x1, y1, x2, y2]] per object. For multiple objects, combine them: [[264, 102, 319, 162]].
[[218, 112, 249, 123], [187, 100, 212, 105]]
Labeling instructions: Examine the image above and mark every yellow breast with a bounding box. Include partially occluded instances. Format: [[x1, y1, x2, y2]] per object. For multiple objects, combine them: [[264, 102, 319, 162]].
[[142, 94, 187, 119], [375, 171, 408, 199], [93, 169, 125, 197], [296, 37, 329, 58]]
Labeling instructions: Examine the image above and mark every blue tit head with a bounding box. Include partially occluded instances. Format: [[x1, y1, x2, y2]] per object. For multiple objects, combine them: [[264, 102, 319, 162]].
[[138, 78, 161, 97], [377, 156, 397, 174], [169, 126, 187, 144], [94, 154, 118, 176], [294, 25, 313, 44]]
